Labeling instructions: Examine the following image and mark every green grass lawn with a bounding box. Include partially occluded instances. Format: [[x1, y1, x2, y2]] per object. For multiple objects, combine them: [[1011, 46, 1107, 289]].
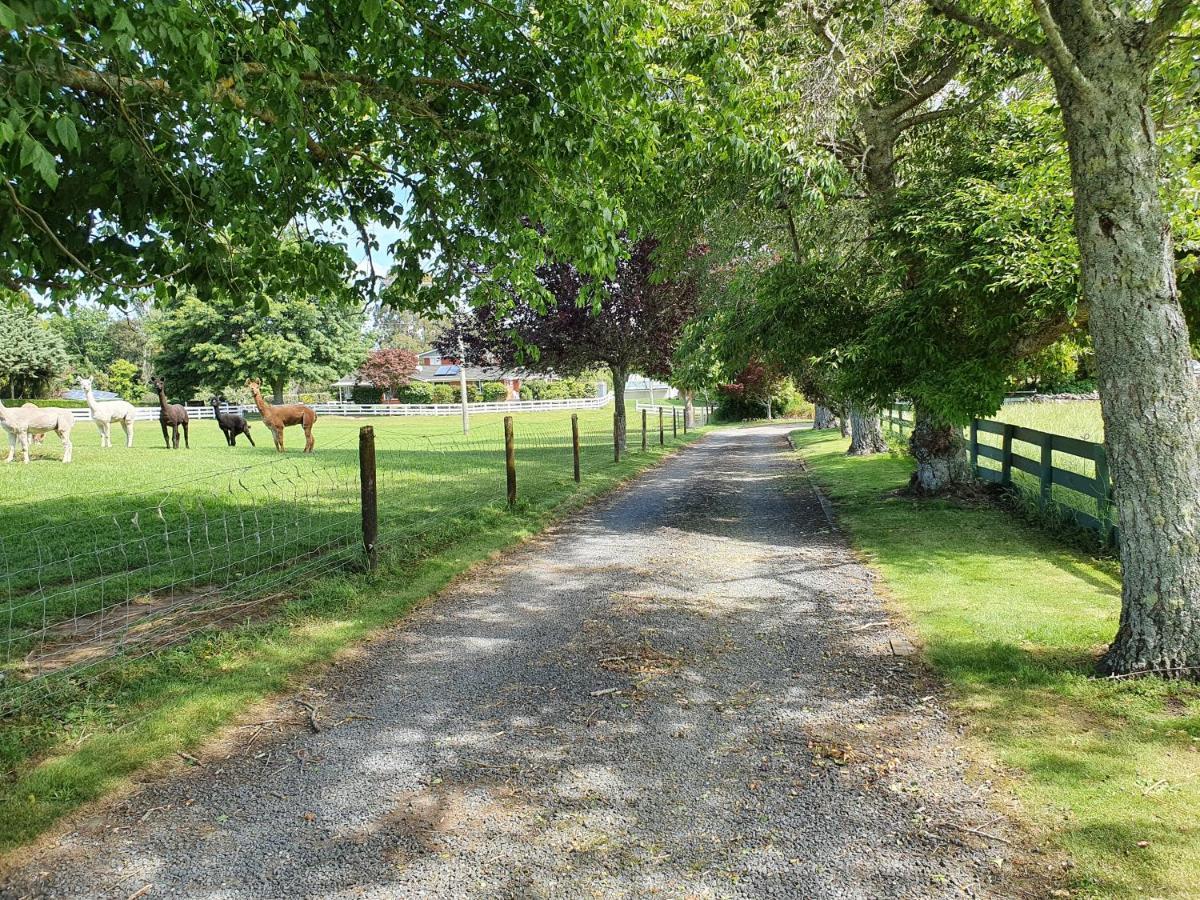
[[0, 402, 706, 854], [789, 429, 1200, 899]]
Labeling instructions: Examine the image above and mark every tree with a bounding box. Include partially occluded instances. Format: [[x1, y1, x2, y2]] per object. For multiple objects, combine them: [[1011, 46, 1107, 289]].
[[47, 308, 116, 373], [152, 291, 366, 402], [928, 0, 1200, 676], [359, 349, 418, 399], [1, 0, 678, 307], [439, 238, 699, 449], [106, 358, 141, 402], [0, 304, 68, 398]]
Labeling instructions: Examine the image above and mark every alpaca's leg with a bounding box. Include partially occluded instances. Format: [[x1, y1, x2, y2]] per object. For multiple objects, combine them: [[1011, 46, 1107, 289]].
[[304, 423, 314, 453], [20, 432, 31, 464], [243, 425, 255, 447], [182, 422, 189, 449], [123, 418, 133, 447], [273, 426, 284, 452], [60, 427, 72, 463], [4, 430, 14, 463], [161, 421, 170, 448]]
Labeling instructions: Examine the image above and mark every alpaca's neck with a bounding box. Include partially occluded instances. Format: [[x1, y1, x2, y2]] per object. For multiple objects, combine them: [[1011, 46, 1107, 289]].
[[84, 387, 98, 411], [156, 389, 170, 411], [252, 391, 271, 418]]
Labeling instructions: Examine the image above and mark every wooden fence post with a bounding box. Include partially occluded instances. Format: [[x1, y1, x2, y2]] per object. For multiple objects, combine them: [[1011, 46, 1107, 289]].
[[359, 425, 378, 571], [659, 408, 664, 446], [641, 408, 648, 451], [672, 407, 678, 438], [1000, 423, 1014, 485], [969, 420, 979, 473], [1039, 432, 1053, 511], [571, 414, 580, 483], [1094, 443, 1112, 545], [504, 415, 516, 507]]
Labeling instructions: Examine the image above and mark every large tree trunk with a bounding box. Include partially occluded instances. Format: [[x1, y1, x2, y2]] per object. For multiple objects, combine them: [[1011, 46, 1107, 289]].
[[272, 378, 285, 404], [907, 405, 972, 495], [1049, 8, 1200, 675], [813, 404, 839, 430], [847, 405, 886, 455], [610, 364, 628, 452], [684, 389, 695, 428]]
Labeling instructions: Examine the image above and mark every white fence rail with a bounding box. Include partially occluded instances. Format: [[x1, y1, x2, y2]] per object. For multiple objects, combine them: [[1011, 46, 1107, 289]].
[[59, 393, 613, 422]]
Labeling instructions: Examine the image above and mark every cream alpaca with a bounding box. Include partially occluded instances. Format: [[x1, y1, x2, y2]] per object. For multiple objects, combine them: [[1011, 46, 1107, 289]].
[[79, 376, 136, 448], [0, 399, 74, 463]]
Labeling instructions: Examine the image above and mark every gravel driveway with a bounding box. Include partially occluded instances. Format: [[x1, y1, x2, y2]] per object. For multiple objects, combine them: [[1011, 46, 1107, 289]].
[[2, 425, 1040, 899]]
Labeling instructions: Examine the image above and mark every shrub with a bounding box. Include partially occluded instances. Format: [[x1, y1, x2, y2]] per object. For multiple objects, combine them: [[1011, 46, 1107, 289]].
[[429, 384, 456, 404], [395, 381, 432, 404], [9, 398, 89, 408], [481, 381, 509, 402], [351, 385, 383, 404]]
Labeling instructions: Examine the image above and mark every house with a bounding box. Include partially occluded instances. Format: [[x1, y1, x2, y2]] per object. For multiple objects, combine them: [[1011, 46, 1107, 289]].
[[332, 351, 527, 401]]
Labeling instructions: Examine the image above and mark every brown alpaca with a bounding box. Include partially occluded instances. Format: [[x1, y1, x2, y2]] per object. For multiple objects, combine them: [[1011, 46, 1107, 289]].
[[247, 380, 316, 452]]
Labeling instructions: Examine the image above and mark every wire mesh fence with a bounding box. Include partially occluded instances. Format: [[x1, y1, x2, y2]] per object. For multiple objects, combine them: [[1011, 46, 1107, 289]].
[[0, 408, 708, 718]]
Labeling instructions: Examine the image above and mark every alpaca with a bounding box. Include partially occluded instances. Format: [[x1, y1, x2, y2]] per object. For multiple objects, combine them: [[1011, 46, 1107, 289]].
[[22, 403, 46, 443], [209, 396, 254, 447], [0, 399, 74, 463], [247, 380, 316, 452], [79, 376, 136, 448], [151, 377, 190, 449]]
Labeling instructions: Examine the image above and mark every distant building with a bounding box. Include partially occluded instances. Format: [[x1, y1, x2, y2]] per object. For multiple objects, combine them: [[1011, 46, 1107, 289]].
[[332, 350, 528, 401], [623, 375, 676, 403]]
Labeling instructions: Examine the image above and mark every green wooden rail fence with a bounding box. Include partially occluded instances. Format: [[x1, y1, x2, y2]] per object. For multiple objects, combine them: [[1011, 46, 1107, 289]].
[[883, 402, 1116, 545]]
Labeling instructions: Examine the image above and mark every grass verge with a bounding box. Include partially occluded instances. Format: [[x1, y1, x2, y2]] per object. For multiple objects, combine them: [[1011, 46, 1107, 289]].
[[0, 429, 708, 857], [789, 429, 1200, 900]]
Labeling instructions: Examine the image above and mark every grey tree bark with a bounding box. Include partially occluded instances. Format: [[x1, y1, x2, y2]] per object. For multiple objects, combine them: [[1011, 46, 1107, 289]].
[[907, 405, 972, 494], [610, 364, 629, 451], [1047, 3, 1200, 675], [933, 0, 1200, 678], [684, 389, 696, 428], [847, 406, 887, 456], [272, 378, 285, 405], [813, 405, 839, 430]]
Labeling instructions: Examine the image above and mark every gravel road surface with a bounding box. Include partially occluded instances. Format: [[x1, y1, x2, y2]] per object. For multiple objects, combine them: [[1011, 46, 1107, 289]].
[[2, 425, 1040, 899]]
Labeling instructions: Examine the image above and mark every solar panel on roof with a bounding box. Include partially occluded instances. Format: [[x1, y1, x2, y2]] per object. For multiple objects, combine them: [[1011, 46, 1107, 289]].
[[434, 365, 461, 376]]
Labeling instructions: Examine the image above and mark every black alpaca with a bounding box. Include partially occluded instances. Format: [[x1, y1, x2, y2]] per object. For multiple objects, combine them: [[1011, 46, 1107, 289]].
[[152, 378, 190, 449], [209, 396, 254, 447]]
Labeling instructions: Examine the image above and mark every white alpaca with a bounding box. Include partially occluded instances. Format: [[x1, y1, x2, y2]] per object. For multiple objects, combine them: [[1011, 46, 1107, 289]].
[[0, 399, 74, 463], [79, 376, 136, 448]]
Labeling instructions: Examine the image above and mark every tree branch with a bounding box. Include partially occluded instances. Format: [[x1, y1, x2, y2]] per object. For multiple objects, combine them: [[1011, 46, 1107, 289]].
[[1145, 0, 1195, 54], [925, 0, 1046, 61], [800, 3, 847, 64], [877, 54, 962, 121], [1030, 0, 1096, 97]]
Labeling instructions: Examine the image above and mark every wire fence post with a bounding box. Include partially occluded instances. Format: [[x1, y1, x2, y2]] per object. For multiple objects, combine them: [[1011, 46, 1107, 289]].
[[504, 415, 517, 507], [672, 407, 677, 438], [683, 406, 688, 434], [571, 413, 580, 483], [359, 425, 378, 571], [641, 409, 647, 452], [658, 408, 664, 446]]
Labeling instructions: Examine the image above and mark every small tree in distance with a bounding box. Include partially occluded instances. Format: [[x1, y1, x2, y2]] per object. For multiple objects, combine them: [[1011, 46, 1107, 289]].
[[439, 238, 699, 449], [359, 349, 419, 400]]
